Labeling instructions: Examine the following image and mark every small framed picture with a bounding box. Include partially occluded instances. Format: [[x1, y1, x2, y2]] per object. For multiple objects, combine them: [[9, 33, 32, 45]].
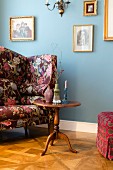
[[73, 24, 94, 52], [9, 16, 34, 41], [83, 0, 97, 16]]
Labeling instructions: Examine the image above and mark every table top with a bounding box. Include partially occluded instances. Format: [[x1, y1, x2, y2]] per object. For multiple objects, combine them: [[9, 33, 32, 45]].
[[33, 101, 81, 108]]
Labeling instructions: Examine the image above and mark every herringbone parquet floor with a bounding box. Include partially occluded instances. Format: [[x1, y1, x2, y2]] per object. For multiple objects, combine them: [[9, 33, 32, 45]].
[[0, 126, 112, 170]]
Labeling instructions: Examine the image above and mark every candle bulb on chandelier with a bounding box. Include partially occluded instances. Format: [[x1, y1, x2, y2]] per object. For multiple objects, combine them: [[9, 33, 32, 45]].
[[46, 0, 49, 4]]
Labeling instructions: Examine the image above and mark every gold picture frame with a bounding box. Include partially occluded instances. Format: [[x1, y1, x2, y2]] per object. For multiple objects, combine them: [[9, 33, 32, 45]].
[[9, 16, 34, 41], [104, 0, 113, 40], [73, 24, 94, 52], [83, 0, 97, 16]]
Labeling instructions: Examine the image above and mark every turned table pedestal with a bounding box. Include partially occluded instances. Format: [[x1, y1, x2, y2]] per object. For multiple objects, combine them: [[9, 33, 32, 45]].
[[33, 101, 81, 156]]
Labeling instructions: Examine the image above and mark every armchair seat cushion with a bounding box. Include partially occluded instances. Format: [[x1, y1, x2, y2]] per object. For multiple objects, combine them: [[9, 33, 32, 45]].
[[0, 104, 49, 121], [0, 105, 49, 129]]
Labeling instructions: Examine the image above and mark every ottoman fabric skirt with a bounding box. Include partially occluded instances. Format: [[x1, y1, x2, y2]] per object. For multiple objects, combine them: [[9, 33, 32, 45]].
[[96, 112, 113, 160]]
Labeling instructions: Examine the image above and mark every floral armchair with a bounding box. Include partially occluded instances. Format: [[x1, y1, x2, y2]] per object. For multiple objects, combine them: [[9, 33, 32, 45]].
[[0, 47, 57, 137]]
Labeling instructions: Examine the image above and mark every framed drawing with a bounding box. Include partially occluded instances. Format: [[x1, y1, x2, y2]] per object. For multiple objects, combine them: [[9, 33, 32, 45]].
[[9, 16, 34, 41], [83, 0, 97, 16], [73, 25, 94, 52], [104, 0, 113, 40]]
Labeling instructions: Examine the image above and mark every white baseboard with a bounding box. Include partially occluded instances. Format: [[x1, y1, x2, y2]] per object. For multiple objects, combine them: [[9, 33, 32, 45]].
[[38, 120, 97, 133], [60, 120, 97, 133]]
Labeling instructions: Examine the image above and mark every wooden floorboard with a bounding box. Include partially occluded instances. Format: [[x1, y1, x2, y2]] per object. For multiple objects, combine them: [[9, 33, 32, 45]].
[[0, 126, 112, 170]]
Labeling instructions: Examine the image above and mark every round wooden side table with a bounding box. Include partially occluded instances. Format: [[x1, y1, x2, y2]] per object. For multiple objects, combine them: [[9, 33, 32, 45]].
[[33, 101, 81, 156]]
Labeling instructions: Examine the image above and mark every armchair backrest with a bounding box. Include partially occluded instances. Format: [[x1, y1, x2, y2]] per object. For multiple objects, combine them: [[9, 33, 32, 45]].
[[0, 47, 57, 97], [0, 47, 28, 85], [23, 54, 57, 96]]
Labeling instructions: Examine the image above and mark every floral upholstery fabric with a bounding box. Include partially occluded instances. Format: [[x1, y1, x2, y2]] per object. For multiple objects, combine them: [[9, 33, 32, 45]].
[[0, 105, 51, 129], [0, 48, 28, 85], [20, 54, 57, 96], [20, 95, 44, 105], [96, 112, 113, 160], [0, 105, 40, 121], [0, 46, 57, 131], [0, 78, 20, 106]]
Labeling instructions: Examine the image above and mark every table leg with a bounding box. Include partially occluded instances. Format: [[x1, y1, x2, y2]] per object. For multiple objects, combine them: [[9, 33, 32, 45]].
[[41, 131, 56, 156], [41, 107, 77, 156], [58, 131, 77, 153]]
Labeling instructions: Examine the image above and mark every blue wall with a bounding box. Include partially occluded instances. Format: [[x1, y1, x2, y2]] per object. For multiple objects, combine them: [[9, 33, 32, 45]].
[[0, 0, 113, 123]]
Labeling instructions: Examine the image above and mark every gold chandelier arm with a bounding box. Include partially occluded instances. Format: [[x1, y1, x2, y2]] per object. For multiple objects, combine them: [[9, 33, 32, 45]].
[[45, 3, 56, 11]]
